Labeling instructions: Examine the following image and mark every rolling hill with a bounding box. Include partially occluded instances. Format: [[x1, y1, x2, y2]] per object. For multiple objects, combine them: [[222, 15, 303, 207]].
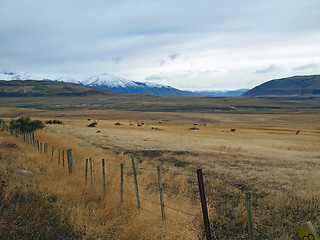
[[0, 80, 117, 97], [242, 75, 320, 100]]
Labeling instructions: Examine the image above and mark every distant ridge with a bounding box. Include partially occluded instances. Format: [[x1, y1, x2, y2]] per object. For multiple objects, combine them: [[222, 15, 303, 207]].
[[242, 75, 320, 101], [0, 72, 199, 97], [0, 80, 116, 97]]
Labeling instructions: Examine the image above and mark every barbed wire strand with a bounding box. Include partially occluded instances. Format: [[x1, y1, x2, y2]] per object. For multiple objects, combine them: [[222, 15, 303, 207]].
[[5, 128, 312, 240]]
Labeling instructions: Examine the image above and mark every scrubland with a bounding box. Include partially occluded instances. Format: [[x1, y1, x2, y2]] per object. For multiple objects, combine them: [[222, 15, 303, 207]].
[[0, 107, 320, 239]]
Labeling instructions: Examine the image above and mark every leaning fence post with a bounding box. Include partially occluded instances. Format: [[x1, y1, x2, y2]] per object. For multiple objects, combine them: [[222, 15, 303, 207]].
[[157, 165, 166, 220], [197, 168, 212, 240], [102, 159, 106, 196], [245, 192, 256, 240], [85, 159, 88, 184], [120, 163, 124, 203], [131, 155, 140, 209]]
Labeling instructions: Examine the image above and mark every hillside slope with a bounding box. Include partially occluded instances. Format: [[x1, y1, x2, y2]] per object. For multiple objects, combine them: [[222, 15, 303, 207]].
[[0, 80, 117, 97], [242, 75, 320, 100]]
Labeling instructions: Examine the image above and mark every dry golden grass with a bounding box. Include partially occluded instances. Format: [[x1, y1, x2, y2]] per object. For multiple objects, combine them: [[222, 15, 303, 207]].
[[1, 108, 320, 239]]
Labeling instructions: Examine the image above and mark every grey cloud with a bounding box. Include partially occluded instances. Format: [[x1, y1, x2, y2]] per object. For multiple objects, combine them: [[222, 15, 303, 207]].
[[112, 57, 123, 64], [0, 0, 320, 88], [255, 65, 278, 74], [157, 60, 166, 66], [145, 75, 164, 81], [292, 63, 318, 71], [169, 53, 180, 60], [197, 70, 221, 77]]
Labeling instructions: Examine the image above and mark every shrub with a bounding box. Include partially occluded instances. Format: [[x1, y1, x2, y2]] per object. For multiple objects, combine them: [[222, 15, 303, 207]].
[[45, 120, 63, 125], [87, 122, 97, 127], [9, 117, 44, 133]]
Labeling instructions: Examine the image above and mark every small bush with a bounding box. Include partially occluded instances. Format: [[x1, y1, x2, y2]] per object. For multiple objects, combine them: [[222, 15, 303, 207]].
[[45, 120, 63, 125], [87, 122, 97, 127], [9, 117, 44, 133]]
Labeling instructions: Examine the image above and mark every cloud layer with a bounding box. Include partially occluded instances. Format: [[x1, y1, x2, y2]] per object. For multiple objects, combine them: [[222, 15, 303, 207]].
[[0, 0, 320, 89]]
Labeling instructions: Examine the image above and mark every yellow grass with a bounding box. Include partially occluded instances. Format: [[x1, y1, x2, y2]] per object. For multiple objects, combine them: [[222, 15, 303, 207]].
[[1, 108, 320, 239]]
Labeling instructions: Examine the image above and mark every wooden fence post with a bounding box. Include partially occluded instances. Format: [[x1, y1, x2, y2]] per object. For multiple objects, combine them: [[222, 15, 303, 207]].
[[67, 149, 72, 173], [67, 149, 75, 174], [131, 155, 140, 209], [72, 154, 76, 174], [245, 192, 256, 240], [197, 168, 212, 240], [89, 157, 93, 185], [51, 146, 54, 161], [85, 159, 88, 184], [58, 148, 60, 164], [120, 163, 124, 203], [157, 165, 166, 220], [62, 150, 65, 168], [102, 159, 106, 196]]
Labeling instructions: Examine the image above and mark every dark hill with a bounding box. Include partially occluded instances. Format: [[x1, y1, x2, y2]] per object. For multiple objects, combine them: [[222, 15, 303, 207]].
[[0, 80, 117, 97], [242, 75, 320, 100]]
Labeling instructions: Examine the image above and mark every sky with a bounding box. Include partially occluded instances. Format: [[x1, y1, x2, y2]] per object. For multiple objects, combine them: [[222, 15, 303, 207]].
[[0, 0, 320, 90]]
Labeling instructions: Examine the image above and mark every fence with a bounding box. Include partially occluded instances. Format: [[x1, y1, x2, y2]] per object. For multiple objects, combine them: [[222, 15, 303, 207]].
[[0, 120, 318, 240]]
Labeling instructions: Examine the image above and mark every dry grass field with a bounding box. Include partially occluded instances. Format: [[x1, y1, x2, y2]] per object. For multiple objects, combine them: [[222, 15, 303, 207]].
[[1, 106, 320, 239]]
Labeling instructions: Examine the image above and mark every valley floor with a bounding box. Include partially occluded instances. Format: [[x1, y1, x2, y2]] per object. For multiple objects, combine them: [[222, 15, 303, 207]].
[[0, 107, 319, 239]]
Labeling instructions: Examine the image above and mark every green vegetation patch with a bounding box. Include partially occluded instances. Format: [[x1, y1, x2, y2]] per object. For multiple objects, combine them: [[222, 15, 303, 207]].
[[9, 117, 44, 133]]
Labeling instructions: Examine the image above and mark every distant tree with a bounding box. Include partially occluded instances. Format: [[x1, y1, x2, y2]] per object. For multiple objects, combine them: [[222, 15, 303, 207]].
[[9, 117, 44, 133]]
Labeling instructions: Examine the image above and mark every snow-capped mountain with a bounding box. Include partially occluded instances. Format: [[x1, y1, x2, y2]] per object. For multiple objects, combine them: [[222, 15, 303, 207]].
[[81, 73, 198, 96], [0, 72, 198, 97], [194, 89, 249, 97], [0, 72, 85, 83]]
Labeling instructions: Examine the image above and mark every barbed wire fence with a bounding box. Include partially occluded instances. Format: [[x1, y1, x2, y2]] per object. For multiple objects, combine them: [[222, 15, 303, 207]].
[[1, 120, 318, 240]]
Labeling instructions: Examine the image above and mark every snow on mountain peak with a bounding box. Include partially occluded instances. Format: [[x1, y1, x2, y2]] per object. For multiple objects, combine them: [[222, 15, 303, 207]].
[[82, 73, 139, 88], [0, 71, 172, 90]]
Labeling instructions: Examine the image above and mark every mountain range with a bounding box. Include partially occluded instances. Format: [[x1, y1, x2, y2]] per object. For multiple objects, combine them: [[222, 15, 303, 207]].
[[1, 72, 319, 100], [0, 72, 248, 97], [195, 89, 249, 97], [0, 72, 201, 97]]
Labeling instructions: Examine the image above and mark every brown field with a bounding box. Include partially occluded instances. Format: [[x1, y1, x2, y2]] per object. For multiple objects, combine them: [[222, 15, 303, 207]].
[[0, 105, 320, 239]]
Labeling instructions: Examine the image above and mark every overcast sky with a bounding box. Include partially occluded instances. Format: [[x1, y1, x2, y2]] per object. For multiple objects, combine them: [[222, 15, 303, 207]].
[[1, 0, 320, 90]]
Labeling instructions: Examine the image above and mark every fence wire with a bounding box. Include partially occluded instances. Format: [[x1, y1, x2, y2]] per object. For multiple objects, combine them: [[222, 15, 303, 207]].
[[3, 125, 316, 240]]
